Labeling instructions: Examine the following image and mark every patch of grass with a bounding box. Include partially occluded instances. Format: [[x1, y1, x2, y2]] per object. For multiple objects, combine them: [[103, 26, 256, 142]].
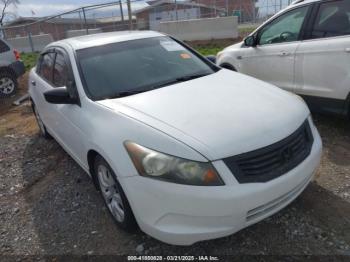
[[21, 52, 40, 71], [196, 46, 226, 56], [238, 26, 257, 36], [188, 39, 241, 56]]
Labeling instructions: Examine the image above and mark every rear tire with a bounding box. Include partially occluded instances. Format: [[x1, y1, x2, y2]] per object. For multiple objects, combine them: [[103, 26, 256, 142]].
[[0, 70, 18, 98], [94, 155, 138, 232]]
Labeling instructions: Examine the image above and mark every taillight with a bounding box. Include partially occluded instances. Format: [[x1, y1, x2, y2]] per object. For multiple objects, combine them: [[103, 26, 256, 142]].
[[13, 49, 20, 61]]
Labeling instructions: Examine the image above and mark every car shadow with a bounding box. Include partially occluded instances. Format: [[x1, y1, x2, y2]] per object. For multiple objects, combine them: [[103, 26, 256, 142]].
[[312, 113, 350, 167], [20, 134, 142, 255]]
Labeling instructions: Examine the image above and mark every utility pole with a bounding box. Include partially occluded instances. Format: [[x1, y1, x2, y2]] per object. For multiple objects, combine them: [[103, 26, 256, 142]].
[[127, 0, 133, 30], [120, 0, 124, 21]]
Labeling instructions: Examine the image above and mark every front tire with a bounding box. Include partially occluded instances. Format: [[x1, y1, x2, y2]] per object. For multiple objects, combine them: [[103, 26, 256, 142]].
[[0, 70, 18, 97], [94, 155, 138, 232]]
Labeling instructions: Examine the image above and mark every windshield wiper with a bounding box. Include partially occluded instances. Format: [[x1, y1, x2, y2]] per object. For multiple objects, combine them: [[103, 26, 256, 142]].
[[150, 73, 211, 90], [176, 73, 211, 82], [105, 89, 149, 99], [102, 73, 212, 99]]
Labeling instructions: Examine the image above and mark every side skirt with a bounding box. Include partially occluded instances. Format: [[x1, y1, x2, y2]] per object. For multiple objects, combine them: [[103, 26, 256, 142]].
[[300, 94, 349, 118]]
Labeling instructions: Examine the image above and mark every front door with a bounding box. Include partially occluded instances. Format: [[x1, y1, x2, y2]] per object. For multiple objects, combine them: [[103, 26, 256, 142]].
[[240, 5, 311, 93], [33, 51, 57, 131], [49, 49, 87, 166]]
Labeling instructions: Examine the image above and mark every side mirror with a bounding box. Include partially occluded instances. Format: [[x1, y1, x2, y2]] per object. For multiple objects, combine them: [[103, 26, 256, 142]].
[[244, 35, 257, 47], [206, 55, 216, 64], [44, 87, 78, 105]]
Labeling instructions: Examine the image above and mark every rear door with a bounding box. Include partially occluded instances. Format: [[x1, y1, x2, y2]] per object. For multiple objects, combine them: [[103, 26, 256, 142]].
[[240, 5, 311, 92], [295, 0, 350, 106]]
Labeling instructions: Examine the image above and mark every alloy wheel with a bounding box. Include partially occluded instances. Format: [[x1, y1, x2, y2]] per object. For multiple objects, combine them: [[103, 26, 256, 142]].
[[0, 77, 15, 95], [97, 164, 125, 223]]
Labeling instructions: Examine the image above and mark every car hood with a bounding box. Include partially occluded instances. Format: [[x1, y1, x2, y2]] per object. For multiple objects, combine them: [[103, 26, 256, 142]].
[[97, 70, 309, 160], [223, 42, 243, 51]]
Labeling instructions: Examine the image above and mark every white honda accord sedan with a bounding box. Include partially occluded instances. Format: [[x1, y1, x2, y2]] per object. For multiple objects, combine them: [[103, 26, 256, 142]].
[[29, 31, 322, 245]]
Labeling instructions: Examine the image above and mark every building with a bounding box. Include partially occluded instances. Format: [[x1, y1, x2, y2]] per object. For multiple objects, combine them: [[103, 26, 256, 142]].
[[3, 16, 135, 41], [194, 0, 258, 22], [133, 0, 225, 31]]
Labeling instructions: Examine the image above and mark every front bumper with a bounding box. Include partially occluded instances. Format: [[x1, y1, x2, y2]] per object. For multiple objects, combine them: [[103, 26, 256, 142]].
[[121, 121, 322, 246]]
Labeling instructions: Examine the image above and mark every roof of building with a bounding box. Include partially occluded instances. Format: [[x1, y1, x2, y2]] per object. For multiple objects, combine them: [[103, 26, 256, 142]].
[[133, 0, 224, 14], [5, 16, 98, 27]]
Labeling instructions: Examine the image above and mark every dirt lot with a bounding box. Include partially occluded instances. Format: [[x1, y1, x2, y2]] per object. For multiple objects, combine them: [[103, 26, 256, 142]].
[[0, 75, 350, 258]]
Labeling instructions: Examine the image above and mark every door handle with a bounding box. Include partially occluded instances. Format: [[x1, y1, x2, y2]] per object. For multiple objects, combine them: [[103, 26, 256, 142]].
[[31, 80, 36, 86], [345, 48, 350, 53], [278, 51, 291, 56]]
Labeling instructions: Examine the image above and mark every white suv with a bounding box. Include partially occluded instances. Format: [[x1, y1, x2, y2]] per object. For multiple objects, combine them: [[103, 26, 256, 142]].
[[29, 31, 322, 245], [0, 39, 25, 97], [217, 0, 350, 117]]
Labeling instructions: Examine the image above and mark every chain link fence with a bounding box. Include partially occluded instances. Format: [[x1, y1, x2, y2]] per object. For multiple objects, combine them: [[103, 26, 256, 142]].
[[0, 0, 294, 53]]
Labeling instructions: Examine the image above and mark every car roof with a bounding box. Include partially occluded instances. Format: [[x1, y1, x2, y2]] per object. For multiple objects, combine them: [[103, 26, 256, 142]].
[[289, 0, 321, 8], [50, 31, 165, 51]]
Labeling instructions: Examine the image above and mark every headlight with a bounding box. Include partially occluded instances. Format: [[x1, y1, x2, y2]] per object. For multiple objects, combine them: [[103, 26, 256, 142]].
[[124, 141, 224, 186]]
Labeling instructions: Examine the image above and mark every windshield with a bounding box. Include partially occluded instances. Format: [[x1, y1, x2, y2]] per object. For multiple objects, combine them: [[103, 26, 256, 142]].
[[76, 36, 217, 100]]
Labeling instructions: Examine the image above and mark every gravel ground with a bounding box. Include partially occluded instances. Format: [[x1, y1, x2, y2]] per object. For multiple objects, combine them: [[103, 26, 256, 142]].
[[0, 89, 350, 258]]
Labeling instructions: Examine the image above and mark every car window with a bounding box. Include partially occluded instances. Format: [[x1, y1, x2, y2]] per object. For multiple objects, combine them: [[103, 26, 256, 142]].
[[39, 52, 55, 83], [258, 6, 309, 45], [311, 0, 350, 39], [0, 40, 10, 53], [77, 36, 217, 100], [53, 52, 69, 87]]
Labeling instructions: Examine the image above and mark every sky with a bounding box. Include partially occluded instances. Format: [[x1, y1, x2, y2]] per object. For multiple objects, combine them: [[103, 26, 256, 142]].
[[7, 0, 292, 19]]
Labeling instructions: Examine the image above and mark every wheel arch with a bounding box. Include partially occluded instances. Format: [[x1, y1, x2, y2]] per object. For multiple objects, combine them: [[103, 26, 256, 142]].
[[0, 66, 17, 78], [87, 149, 103, 191], [346, 92, 350, 119]]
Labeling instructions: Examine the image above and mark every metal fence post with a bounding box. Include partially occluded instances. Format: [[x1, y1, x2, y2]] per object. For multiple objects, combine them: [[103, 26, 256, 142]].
[[119, 0, 124, 22], [79, 11, 83, 29], [1, 27, 6, 39], [175, 0, 178, 21], [82, 7, 89, 35], [127, 0, 133, 30], [252, 0, 256, 23], [25, 26, 35, 53]]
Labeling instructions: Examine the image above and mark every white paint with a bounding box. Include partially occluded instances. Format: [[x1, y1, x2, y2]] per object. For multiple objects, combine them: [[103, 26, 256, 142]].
[[217, 0, 350, 102], [29, 31, 322, 246], [159, 16, 238, 41]]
